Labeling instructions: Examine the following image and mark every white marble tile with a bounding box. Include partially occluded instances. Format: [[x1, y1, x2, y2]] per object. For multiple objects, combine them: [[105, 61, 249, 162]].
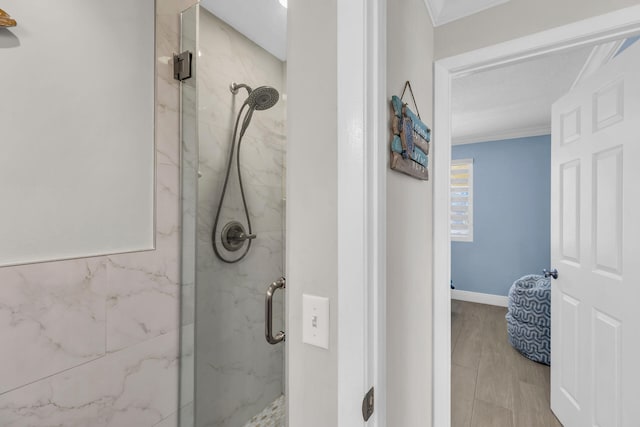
[[0, 258, 107, 395], [237, 136, 286, 189], [156, 82, 180, 171], [153, 409, 178, 427], [155, 157, 180, 249], [0, 329, 180, 427], [197, 112, 285, 190], [104, 243, 180, 352], [155, 11, 182, 240], [155, 13, 181, 99]]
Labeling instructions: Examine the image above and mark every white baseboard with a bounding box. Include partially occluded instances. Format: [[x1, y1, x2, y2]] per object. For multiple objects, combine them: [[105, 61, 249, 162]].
[[451, 289, 509, 307]]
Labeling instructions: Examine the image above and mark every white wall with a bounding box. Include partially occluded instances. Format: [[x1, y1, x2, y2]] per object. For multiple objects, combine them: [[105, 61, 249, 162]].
[[286, 0, 339, 426], [386, 0, 435, 425], [435, 0, 639, 58], [0, 0, 194, 425]]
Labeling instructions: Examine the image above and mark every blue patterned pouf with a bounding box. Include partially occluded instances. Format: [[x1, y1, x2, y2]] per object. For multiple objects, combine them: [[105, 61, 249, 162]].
[[506, 275, 551, 365]]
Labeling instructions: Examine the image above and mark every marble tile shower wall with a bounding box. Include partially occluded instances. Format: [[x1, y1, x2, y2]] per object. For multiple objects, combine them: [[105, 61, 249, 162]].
[[195, 9, 286, 427], [0, 1, 194, 425]]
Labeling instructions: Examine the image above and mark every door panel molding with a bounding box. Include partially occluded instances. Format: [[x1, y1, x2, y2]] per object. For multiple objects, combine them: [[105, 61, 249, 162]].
[[592, 308, 621, 427], [592, 146, 624, 277], [593, 79, 625, 132]]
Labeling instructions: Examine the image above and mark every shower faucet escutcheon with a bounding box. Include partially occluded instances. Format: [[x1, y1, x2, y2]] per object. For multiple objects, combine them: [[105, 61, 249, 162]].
[[221, 221, 257, 252]]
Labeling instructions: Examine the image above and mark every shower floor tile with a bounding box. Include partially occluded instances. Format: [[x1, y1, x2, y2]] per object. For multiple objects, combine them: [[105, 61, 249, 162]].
[[243, 395, 285, 427]]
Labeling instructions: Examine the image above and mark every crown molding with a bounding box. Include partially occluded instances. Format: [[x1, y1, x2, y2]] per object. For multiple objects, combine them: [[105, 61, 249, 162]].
[[452, 124, 551, 145], [422, 0, 438, 27], [424, 0, 510, 27]]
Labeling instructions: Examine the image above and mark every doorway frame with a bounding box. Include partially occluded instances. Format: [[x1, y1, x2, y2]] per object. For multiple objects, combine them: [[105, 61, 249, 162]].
[[336, 0, 387, 425], [432, 6, 640, 426]]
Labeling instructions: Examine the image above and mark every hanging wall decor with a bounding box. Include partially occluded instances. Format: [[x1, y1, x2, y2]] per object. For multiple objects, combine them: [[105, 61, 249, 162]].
[[0, 8, 17, 27], [390, 81, 431, 180]]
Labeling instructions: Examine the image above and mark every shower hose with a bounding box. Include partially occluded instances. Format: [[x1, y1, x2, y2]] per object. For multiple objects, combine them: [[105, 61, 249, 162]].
[[211, 102, 256, 263]]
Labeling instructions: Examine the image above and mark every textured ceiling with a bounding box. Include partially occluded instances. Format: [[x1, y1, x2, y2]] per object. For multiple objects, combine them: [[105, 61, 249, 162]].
[[451, 46, 594, 145], [200, 0, 287, 61]]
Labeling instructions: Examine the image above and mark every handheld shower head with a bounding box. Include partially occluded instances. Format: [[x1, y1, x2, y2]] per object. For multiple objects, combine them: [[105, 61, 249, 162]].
[[245, 86, 280, 111], [230, 83, 280, 111]]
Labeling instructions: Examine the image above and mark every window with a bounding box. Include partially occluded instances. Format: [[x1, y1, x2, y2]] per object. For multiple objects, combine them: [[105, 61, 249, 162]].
[[450, 159, 473, 242]]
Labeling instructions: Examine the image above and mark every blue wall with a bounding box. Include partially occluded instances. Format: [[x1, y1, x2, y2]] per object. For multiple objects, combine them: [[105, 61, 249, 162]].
[[451, 135, 551, 296]]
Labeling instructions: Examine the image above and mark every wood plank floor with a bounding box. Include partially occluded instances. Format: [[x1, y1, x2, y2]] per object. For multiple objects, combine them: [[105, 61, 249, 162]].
[[451, 300, 563, 427]]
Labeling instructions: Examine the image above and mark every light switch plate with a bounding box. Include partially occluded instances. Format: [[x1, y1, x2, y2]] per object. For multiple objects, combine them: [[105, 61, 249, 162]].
[[302, 294, 329, 349]]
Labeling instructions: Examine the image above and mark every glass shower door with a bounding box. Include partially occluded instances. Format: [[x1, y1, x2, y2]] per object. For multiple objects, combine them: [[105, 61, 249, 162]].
[[180, 5, 287, 427]]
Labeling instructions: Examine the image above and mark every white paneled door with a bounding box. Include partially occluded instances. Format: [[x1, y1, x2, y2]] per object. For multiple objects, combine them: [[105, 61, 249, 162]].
[[550, 41, 640, 427]]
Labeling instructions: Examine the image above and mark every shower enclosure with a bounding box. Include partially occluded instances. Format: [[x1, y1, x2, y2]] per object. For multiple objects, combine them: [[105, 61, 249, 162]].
[[179, 5, 287, 427]]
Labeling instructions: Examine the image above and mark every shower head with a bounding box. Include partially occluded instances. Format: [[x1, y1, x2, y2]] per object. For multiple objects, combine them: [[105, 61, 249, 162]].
[[230, 82, 280, 111], [245, 86, 280, 111]]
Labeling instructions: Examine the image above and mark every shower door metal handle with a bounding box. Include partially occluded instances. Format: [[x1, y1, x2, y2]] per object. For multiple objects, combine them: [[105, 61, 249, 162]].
[[265, 277, 286, 345]]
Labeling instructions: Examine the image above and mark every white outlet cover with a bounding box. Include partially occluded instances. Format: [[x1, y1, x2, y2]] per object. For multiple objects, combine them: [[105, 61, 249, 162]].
[[302, 294, 329, 349]]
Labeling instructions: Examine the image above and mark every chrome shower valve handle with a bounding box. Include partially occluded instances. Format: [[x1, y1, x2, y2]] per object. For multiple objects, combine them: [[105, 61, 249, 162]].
[[229, 231, 257, 243], [221, 221, 257, 252]]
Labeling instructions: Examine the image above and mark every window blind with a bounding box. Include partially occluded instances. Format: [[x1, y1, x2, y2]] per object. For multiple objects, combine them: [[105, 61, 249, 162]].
[[451, 159, 473, 242]]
